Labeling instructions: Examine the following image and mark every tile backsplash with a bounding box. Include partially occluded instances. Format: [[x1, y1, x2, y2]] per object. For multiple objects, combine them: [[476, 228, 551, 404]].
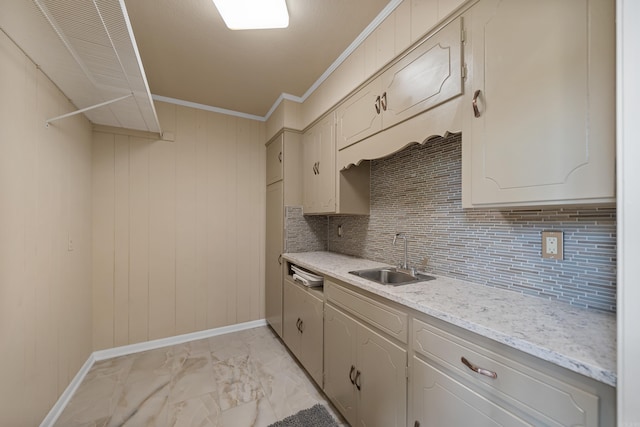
[[287, 133, 617, 313]]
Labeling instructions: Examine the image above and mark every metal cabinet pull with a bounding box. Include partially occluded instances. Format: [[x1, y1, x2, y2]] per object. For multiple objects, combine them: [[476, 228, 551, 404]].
[[381, 92, 387, 111], [278, 151, 282, 162], [277, 254, 282, 265], [375, 96, 381, 114], [296, 318, 302, 332], [355, 370, 361, 390], [315, 161, 319, 175], [472, 89, 482, 118], [461, 356, 497, 379], [349, 365, 356, 384], [299, 319, 304, 333]]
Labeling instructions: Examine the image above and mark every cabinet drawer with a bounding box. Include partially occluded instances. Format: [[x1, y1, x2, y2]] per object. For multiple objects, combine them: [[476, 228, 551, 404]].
[[412, 318, 599, 427], [326, 279, 407, 343]]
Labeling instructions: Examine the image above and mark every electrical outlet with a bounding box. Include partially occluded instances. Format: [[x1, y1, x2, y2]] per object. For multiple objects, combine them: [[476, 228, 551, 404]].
[[542, 231, 563, 260]]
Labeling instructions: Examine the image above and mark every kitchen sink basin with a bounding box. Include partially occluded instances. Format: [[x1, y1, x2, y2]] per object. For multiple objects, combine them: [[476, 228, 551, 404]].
[[349, 267, 435, 286]]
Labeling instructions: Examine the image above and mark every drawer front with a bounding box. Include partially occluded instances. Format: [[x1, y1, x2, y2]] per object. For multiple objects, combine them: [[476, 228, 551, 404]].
[[412, 318, 599, 427], [326, 279, 407, 343]]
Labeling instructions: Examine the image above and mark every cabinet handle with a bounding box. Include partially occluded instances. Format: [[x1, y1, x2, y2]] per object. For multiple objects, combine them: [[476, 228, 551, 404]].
[[277, 254, 282, 265], [381, 92, 387, 111], [316, 161, 319, 175], [349, 365, 356, 384], [296, 318, 301, 332], [375, 96, 381, 114], [355, 370, 361, 390], [299, 319, 304, 333], [472, 89, 482, 118], [278, 151, 282, 162], [461, 356, 497, 379]]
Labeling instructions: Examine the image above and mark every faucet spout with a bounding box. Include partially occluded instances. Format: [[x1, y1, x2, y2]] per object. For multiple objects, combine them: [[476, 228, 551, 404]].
[[393, 233, 409, 270]]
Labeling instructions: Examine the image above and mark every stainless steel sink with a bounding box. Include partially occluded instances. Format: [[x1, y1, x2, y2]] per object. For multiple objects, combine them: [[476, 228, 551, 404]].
[[349, 267, 435, 286]]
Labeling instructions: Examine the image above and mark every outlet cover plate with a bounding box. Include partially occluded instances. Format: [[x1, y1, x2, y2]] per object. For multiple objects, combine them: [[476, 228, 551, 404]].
[[542, 231, 563, 260]]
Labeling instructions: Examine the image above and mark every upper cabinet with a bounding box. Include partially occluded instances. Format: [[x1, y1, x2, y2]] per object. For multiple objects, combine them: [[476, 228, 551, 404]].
[[336, 17, 464, 151], [266, 136, 284, 185], [461, 0, 615, 208], [303, 113, 370, 215], [303, 114, 337, 214]]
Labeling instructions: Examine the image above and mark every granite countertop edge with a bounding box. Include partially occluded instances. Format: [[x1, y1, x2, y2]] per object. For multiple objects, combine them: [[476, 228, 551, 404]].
[[283, 251, 617, 387]]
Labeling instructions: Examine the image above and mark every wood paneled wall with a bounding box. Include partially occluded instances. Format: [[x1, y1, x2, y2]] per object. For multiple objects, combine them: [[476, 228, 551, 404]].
[[0, 29, 93, 426], [92, 102, 266, 350]]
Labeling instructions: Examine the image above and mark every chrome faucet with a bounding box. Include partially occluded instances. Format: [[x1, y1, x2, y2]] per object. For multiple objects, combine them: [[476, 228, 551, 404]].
[[393, 233, 409, 271]]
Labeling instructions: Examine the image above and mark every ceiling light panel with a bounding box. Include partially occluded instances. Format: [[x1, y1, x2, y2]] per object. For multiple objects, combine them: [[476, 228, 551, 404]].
[[212, 0, 289, 30]]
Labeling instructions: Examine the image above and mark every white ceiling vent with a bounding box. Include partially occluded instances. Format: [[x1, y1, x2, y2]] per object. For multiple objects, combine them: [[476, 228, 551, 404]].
[[0, 0, 161, 133]]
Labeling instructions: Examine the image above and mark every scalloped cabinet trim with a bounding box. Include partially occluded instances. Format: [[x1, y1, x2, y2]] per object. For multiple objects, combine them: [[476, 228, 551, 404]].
[[336, 16, 465, 170]]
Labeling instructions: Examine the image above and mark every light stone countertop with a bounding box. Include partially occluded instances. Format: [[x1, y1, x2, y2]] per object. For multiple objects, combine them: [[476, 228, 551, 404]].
[[283, 251, 616, 387]]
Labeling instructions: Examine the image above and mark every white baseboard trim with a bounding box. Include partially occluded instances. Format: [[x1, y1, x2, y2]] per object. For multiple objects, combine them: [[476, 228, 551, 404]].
[[40, 319, 268, 426], [93, 319, 268, 361]]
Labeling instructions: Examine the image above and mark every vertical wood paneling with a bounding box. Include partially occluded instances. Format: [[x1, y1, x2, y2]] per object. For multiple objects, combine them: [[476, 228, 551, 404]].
[[92, 101, 266, 347], [236, 120, 260, 323], [0, 33, 29, 425], [175, 106, 198, 334], [92, 132, 115, 350], [148, 139, 176, 340], [194, 110, 209, 330], [206, 113, 232, 328], [1, 29, 93, 425], [113, 135, 130, 346], [224, 117, 239, 325], [128, 137, 150, 344]]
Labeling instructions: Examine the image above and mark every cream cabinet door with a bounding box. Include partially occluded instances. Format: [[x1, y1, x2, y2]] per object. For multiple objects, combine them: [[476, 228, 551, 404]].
[[303, 114, 336, 214], [463, 0, 615, 207], [299, 289, 324, 387], [336, 78, 383, 150], [302, 130, 318, 213], [265, 182, 283, 337], [324, 304, 358, 427], [357, 322, 407, 427], [411, 355, 531, 427], [283, 278, 324, 387], [325, 303, 407, 427], [381, 16, 463, 129], [266, 134, 283, 186], [282, 278, 302, 357]]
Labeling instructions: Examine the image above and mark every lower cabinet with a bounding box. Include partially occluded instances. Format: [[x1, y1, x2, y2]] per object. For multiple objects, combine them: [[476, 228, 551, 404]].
[[324, 303, 407, 427], [282, 277, 324, 387], [410, 317, 614, 427]]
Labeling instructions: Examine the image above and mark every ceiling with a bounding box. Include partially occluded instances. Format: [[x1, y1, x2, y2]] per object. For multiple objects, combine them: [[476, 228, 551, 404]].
[[0, 0, 394, 131], [123, 0, 393, 117]]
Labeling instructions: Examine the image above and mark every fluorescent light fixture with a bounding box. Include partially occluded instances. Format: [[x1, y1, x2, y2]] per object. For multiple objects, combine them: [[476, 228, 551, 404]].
[[212, 0, 289, 30]]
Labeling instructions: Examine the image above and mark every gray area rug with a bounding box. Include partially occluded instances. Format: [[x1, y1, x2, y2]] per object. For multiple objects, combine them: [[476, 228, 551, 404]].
[[268, 404, 339, 427]]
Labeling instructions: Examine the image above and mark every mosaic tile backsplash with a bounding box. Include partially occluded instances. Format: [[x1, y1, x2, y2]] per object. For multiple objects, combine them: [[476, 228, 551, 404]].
[[326, 134, 617, 312]]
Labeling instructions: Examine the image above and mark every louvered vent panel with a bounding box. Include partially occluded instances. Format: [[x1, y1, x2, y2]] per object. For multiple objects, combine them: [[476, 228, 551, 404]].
[[0, 0, 161, 133]]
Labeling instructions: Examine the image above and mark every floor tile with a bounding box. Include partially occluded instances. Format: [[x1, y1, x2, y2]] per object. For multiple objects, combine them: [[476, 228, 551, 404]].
[[54, 326, 340, 427]]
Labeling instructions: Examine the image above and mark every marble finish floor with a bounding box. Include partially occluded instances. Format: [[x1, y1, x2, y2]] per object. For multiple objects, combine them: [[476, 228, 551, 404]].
[[54, 326, 345, 427]]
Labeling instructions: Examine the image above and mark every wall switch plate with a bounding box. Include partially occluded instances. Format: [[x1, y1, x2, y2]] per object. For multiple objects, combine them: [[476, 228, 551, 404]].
[[542, 231, 563, 260]]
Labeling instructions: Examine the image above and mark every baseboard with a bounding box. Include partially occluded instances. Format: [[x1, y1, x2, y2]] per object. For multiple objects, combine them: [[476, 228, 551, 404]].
[[40, 318, 267, 426], [93, 318, 267, 361]]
